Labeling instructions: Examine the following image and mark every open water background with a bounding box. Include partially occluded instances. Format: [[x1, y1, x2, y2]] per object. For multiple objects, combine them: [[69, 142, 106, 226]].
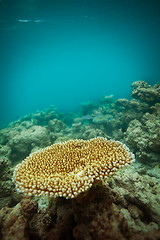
[[0, 0, 160, 127]]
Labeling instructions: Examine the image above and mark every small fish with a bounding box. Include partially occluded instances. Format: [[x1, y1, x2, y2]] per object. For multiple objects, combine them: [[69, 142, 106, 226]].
[[81, 114, 93, 120], [92, 114, 113, 124], [34, 19, 46, 23], [17, 19, 32, 23], [17, 19, 46, 23]]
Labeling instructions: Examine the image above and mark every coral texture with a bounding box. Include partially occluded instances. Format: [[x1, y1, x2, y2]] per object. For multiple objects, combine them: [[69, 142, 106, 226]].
[[125, 112, 160, 163], [1, 183, 159, 240], [0, 158, 16, 209], [131, 81, 160, 104], [0, 185, 131, 240], [108, 166, 160, 233], [0, 80, 160, 239], [13, 137, 135, 199]]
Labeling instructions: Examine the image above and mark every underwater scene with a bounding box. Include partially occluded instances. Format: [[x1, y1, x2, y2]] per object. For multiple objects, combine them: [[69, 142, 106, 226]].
[[0, 0, 160, 239]]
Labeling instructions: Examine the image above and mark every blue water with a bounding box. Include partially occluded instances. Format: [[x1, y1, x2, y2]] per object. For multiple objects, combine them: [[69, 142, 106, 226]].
[[0, 0, 160, 127]]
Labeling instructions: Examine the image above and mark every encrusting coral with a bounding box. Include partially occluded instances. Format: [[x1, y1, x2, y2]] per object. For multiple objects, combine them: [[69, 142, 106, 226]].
[[12, 137, 135, 199]]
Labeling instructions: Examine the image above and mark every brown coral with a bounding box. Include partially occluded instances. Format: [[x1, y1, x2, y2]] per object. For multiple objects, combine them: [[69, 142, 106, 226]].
[[131, 81, 160, 104], [13, 137, 135, 199]]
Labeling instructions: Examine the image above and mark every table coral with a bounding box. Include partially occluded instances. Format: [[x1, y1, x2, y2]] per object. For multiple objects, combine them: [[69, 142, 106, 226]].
[[13, 137, 135, 199]]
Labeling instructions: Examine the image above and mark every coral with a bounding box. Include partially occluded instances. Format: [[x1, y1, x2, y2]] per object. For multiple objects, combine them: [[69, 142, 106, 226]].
[[125, 112, 160, 163], [1, 164, 160, 240], [117, 98, 149, 113], [0, 196, 37, 240], [72, 185, 131, 240], [0, 158, 9, 176], [131, 81, 160, 104], [0, 79, 160, 239], [0, 185, 131, 240], [0, 158, 16, 209], [20, 196, 38, 220], [0, 203, 28, 240], [77, 96, 150, 141], [0, 112, 69, 166], [28, 105, 58, 126], [151, 103, 160, 115], [108, 166, 160, 233], [48, 118, 66, 132], [70, 81, 160, 143], [0, 145, 11, 160], [80, 125, 107, 139], [1, 183, 159, 240], [13, 137, 135, 199], [147, 165, 160, 179], [8, 125, 51, 163]]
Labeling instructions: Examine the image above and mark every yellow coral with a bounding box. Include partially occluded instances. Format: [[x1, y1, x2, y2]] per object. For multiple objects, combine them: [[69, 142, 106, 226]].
[[13, 137, 135, 199]]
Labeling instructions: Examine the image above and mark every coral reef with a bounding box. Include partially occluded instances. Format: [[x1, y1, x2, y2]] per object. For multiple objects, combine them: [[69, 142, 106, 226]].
[[71, 185, 130, 240], [0, 80, 160, 239], [125, 112, 160, 164], [0, 123, 52, 164], [0, 80, 159, 167], [8, 125, 51, 163], [122, 81, 160, 164], [0, 158, 17, 209], [0, 186, 123, 240], [108, 165, 160, 233], [131, 81, 160, 104], [0, 196, 38, 240], [0, 181, 160, 240], [13, 137, 135, 198]]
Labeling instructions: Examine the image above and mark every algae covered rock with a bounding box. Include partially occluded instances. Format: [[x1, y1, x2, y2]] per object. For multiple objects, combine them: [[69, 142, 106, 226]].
[[125, 112, 160, 163], [108, 165, 160, 233], [8, 125, 51, 163], [117, 98, 149, 112], [48, 118, 66, 132], [0, 158, 16, 209], [0, 185, 131, 240], [131, 81, 160, 104], [0, 179, 160, 240], [0, 198, 37, 240], [80, 125, 107, 139]]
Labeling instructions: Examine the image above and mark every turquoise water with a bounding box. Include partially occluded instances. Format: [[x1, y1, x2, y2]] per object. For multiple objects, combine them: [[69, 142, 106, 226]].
[[0, 0, 160, 127]]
